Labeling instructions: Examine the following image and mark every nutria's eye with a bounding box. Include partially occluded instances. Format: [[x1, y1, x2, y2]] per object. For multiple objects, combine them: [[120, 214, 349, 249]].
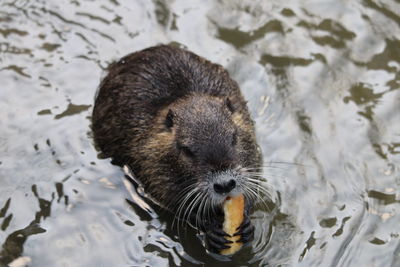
[[232, 131, 238, 146], [165, 109, 174, 128], [179, 145, 195, 158]]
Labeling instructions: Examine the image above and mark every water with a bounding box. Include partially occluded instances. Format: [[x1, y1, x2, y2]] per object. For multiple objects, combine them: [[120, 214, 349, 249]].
[[1, 0, 399, 266]]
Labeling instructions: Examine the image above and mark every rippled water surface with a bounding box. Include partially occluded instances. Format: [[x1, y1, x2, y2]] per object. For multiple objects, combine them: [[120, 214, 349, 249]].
[[1, 0, 400, 266]]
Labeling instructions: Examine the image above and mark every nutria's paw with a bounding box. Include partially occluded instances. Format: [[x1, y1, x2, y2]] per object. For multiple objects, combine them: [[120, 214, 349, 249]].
[[234, 215, 254, 244], [205, 227, 233, 253]]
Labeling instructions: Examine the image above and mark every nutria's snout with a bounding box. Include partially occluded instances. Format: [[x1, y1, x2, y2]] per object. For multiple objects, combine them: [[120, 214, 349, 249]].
[[214, 179, 236, 194], [208, 170, 244, 202]]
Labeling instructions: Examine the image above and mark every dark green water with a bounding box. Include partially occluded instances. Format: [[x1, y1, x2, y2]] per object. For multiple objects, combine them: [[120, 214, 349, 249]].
[[1, 0, 399, 266]]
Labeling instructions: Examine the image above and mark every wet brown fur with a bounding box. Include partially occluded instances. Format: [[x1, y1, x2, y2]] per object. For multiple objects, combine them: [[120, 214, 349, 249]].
[[92, 45, 262, 214]]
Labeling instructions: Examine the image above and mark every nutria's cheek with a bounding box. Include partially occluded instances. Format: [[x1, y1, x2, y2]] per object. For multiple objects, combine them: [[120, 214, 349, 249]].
[[141, 132, 174, 157], [232, 113, 249, 130]]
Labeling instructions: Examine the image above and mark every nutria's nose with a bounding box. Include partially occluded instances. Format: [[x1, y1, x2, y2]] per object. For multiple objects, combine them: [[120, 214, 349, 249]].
[[213, 179, 236, 194]]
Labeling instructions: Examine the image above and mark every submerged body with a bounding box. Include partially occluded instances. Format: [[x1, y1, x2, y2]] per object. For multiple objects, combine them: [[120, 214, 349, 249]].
[[92, 45, 262, 253]]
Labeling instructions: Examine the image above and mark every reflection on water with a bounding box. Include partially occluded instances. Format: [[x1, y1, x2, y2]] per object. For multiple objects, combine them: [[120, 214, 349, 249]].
[[0, 0, 399, 266]]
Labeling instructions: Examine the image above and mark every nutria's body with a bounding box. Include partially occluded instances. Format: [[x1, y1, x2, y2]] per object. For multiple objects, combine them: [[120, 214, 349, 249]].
[[92, 45, 262, 253]]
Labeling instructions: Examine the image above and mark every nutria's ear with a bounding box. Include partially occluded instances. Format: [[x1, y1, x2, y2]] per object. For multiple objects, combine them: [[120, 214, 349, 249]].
[[165, 109, 174, 128], [225, 97, 235, 113]]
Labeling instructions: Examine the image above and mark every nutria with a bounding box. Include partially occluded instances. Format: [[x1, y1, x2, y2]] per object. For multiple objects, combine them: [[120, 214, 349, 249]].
[[92, 45, 263, 253]]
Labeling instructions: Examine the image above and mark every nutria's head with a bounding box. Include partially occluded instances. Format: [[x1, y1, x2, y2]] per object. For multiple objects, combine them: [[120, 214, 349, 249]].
[[136, 94, 262, 224]]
